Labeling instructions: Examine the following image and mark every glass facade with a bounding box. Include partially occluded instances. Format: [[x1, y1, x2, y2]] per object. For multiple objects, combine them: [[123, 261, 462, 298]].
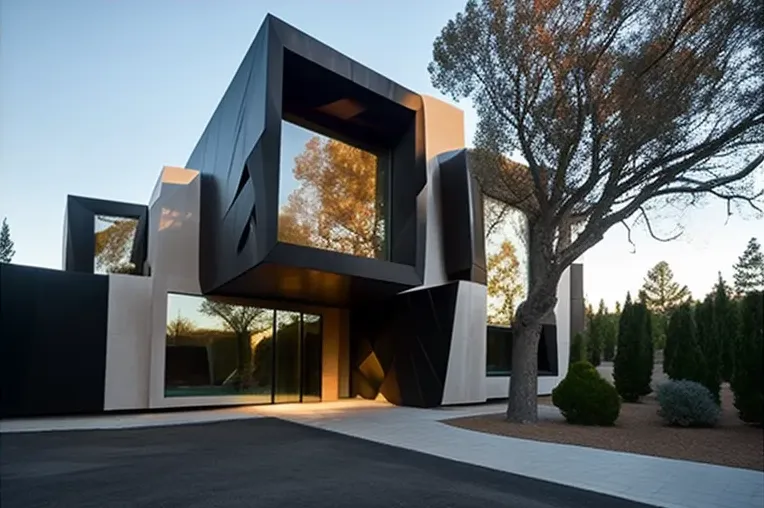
[[483, 196, 530, 326], [277, 120, 389, 260], [93, 215, 139, 275], [165, 294, 322, 402]]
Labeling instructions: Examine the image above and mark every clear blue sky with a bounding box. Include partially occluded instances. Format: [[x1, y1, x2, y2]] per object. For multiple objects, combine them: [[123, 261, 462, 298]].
[[1, 0, 761, 308]]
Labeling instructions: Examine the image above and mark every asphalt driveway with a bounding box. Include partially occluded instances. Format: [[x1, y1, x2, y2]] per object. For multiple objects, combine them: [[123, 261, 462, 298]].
[[1, 418, 654, 508]]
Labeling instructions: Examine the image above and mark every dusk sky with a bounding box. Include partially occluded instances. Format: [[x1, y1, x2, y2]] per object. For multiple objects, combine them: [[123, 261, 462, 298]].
[[1, 0, 761, 309]]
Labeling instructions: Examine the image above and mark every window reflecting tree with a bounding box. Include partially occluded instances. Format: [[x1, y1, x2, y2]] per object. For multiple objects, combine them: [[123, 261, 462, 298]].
[[197, 301, 271, 389], [94, 215, 139, 274], [487, 240, 524, 324], [279, 129, 387, 259], [484, 197, 529, 325], [166, 313, 196, 346]]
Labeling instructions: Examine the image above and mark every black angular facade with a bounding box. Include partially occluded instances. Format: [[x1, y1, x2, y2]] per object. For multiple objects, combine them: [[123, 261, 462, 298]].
[[64, 195, 148, 274], [187, 15, 427, 307], [438, 149, 487, 284], [350, 282, 460, 407]]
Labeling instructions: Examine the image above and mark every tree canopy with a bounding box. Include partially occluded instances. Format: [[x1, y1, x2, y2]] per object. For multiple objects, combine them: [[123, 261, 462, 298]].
[[641, 261, 691, 314], [198, 301, 270, 336], [429, 0, 763, 423], [278, 136, 386, 259], [733, 237, 764, 295]]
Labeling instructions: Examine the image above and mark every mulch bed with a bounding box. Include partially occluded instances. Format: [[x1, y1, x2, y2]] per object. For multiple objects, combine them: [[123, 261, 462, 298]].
[[445, 385, 764, 471]]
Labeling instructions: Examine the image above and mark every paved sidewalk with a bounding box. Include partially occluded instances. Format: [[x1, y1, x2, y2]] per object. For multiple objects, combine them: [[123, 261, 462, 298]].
[[258, 402, 764, 508], [3, 400, 763, 508]]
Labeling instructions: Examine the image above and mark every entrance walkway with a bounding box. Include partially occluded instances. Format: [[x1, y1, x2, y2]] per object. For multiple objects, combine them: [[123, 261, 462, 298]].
[[3, 400, 762, 508]]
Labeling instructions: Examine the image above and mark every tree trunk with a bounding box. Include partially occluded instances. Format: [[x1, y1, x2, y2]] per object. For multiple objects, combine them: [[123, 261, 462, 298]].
[[237, 332, 253, 390], [506, 316, 543, 423], [505, 221, 562, 423]]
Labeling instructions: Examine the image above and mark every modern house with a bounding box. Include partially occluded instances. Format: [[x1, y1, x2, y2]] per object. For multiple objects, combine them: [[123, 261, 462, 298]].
[[0, 15, 582, 418]]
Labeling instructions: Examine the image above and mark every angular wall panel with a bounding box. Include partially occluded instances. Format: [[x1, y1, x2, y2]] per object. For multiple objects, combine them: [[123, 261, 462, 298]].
[[350, 282, 459, 407], [437, 149, 487, 284]]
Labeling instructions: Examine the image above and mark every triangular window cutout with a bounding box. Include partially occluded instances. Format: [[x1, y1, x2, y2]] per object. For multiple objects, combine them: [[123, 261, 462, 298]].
[[234, 165, 251, 201]]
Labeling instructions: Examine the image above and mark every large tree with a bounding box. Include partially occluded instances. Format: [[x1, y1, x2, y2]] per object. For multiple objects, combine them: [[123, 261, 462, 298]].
[[0, 218, 15, 263], [640, 261, 691, 314], [733, 237, 764, 295], [278, 136, 386, 259], [429, 0, 763, 422]]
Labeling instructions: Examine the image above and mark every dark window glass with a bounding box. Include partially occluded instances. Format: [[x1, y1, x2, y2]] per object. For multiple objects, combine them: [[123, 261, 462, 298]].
[[278, 120, 389, 260], [486, 324, 558, 376], [486, 325, 512, 376], [274, 310, 301, 403], [301, 313, 322, 402]]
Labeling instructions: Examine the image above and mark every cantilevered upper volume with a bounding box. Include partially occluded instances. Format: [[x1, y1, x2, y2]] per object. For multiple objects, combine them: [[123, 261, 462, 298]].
[[186, 14, 427, 306]]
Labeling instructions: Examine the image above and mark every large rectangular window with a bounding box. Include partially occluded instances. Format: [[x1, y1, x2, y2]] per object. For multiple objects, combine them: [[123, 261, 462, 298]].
[[486, 324, 558, 376], [165, 294, 273, 401], [277, 120, 389, 260], [164, 294, 324, 402]]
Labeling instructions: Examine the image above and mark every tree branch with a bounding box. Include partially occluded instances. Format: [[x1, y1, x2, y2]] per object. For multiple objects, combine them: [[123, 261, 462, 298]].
[[639, 206, 683, 242]]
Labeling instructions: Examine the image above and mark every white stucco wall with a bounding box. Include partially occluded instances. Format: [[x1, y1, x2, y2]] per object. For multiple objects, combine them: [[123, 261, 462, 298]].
[[104, 273, 153, 410], [442, 281, 488, 404]]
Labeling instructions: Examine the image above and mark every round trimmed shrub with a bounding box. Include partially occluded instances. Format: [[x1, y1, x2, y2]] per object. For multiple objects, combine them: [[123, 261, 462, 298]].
[[552, 361, 621, 426], [656, 380, 721, 427]]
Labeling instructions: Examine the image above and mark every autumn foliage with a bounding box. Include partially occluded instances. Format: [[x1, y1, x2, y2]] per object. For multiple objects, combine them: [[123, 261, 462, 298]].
[[278, 136, 386, 259]]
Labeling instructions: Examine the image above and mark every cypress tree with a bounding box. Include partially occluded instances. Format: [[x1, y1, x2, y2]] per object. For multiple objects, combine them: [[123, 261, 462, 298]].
[[695, 295, 721, 403], [665, 303, 704, 383], [587, 304, 602, 366], [636, 302, 654, 396], [733, 238, 764, 296], [713, 273, 738, 382], [614, 293, 643, 402], [569, 332, 586, 365], [731, 291, 763, 425]]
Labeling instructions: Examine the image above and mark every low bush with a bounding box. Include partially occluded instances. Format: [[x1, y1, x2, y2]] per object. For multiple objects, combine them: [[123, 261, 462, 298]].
[[552, 361, 621, 426], [656, 380, 721, 428]]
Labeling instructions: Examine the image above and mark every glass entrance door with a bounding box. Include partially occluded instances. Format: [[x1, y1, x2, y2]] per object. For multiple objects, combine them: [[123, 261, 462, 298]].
[[274, 311, 323, 403], [301, 313, 322, 402]]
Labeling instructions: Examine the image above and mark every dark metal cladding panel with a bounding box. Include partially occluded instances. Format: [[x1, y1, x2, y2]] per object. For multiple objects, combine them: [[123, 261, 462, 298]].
[[437, 149, 487, 284], [0, 264, 108, 417]]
